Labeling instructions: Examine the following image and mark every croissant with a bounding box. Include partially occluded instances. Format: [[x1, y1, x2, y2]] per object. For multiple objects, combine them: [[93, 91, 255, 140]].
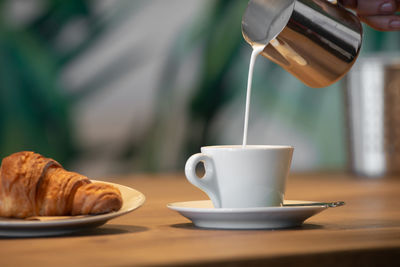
[[0, 151, 123, 218]]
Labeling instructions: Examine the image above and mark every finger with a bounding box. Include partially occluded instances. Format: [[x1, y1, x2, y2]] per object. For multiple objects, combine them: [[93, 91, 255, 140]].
[[356, 0, 398, 16], [360, 15, 400, 31]]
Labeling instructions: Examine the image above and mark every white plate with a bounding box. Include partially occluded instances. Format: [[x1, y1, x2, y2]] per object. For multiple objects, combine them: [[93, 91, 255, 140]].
[[167, 200, 328, 230], [0, 181, 145, 237]]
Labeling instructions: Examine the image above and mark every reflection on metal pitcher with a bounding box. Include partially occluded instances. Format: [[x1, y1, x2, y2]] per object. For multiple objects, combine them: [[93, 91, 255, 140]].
[[242, 0, 363, 88]]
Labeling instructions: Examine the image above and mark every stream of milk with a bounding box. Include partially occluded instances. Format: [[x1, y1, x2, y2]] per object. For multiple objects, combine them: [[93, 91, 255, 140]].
[[242, 45, 265, 146]]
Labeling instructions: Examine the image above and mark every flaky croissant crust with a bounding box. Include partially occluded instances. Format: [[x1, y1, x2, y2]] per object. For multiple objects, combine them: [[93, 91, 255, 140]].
[[0, 152, 122, 218]]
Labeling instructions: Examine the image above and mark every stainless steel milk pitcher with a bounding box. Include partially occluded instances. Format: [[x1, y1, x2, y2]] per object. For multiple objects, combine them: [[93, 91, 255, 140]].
[[242, 0, 363, 88]]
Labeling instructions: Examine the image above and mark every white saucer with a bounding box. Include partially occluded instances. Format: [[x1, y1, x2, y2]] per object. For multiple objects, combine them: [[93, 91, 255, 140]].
[[167, 200, 328, 230]]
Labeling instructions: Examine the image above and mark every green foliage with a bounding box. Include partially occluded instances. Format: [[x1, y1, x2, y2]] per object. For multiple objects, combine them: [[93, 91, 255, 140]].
[[0, 0, 142, 165], [0, 0, 91, 163], [2, 0, 399, 172]]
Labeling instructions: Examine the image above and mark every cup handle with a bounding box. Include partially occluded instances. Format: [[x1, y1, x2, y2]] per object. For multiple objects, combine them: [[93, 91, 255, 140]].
[[185, 153, 221, 208]]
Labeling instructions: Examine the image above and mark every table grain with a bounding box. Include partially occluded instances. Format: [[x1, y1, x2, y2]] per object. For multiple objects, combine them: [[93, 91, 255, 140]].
[[0, 173, 399, 266]]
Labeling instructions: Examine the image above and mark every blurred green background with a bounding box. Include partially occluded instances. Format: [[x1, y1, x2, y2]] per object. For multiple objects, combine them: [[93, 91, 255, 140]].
[[1, 0, 399, 177]]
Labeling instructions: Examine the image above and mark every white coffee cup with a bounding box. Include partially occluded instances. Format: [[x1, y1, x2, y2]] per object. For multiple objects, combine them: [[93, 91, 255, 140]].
[[185, 145, 294, 208]]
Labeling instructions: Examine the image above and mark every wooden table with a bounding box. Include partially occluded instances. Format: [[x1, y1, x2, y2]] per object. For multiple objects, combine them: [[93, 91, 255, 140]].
[[0, 173, 399, 266]]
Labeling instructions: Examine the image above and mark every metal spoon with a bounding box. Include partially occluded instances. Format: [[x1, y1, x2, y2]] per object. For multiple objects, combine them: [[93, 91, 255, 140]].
[[283, 201, 345, 208]]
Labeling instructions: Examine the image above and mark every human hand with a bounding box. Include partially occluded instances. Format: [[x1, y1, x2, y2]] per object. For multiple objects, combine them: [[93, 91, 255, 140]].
[[339, 0, 400, 31]]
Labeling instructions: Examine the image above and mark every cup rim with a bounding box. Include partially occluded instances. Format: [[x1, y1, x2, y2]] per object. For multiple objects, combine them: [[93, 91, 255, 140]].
[[201, 145, 294, 150]]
